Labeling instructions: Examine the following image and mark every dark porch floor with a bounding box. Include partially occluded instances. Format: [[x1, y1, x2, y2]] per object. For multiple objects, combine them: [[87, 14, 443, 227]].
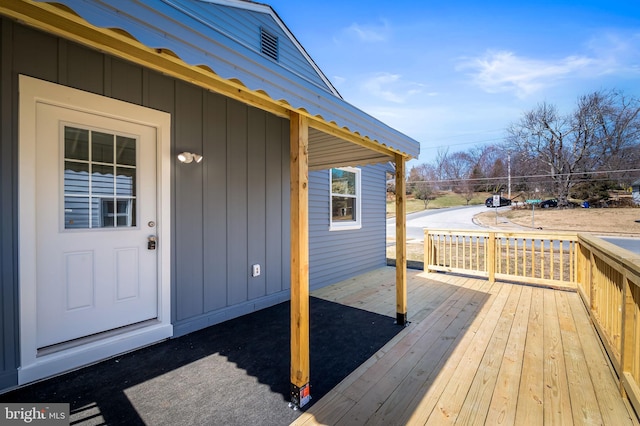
[[1, 296, 403, 425]]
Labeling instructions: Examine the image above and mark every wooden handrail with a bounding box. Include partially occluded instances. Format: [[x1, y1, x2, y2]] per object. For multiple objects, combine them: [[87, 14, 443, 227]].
[[424, 228, 640, 417], [576, 234, 640, 413], [424, 228, 578, 290]]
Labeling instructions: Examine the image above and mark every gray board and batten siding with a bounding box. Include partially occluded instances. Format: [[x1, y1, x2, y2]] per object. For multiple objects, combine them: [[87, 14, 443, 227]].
[[0, 20, 390, 392]]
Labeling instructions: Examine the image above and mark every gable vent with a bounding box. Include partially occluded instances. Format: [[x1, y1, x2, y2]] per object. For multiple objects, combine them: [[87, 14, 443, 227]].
[[260, 27, 279, 61]]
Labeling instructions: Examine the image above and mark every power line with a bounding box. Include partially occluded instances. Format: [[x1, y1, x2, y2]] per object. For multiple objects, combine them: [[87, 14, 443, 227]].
[[407, 167, 640, 185], [421, 137, 506, 151]]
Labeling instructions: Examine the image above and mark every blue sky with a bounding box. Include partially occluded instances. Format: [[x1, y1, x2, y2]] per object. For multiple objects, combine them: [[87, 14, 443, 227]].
[[265, 1, 640, 165]]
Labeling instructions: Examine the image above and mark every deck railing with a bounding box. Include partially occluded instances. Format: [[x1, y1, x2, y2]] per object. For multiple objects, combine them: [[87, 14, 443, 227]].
[[424, 228, 640, 417], [424, 229, 578, 289], [576, 234, 640, 414]]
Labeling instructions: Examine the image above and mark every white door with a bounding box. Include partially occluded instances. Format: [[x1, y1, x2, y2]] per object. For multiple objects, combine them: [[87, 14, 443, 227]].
[[35, 102, 159, 349]]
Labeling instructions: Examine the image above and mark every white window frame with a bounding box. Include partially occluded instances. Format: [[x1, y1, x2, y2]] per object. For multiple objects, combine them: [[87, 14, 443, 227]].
[[329, 166, 362, 231]]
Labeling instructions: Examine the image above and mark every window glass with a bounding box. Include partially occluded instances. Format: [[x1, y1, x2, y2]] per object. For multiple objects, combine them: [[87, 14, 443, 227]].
[[64, 127, 89, 161], [116, 136, 136, 166], [330, 167, 361, 230], [116, 167, 136, 196], [92, 131, 114, 163], [92, 164, 115, 195], [331, 169, 356, 195], [64, 196, 90, 229], [63, 125, 137, 229], [331, 196, 356, 222], [64, 161, 89, 194]]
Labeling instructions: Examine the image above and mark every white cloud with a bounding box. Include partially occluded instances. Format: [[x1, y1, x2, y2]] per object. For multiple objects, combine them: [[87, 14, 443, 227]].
[[458, 50, 596, 98], [458, 30, 640, 99], [585, 31, 640, 75], [332, 75, 347, 85], [345, 20, 390, 42], [359, 72, 426, 104]]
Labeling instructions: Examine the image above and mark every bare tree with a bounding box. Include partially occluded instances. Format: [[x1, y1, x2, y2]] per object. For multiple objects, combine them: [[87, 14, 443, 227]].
[[433, 147, 449, 190], [507, 102, 572, 204], [578, 90, 640, 186], [506, 92, 640, 205], [412, 181, 436, 208], [507, 91, 640, 205], [443, 151, 473, 192], [404, 89, 640, 205], [408, 163, 438, 193]]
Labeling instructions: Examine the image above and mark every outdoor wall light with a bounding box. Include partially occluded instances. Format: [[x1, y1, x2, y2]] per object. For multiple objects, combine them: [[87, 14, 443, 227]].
[[177, 152, 203, 164]]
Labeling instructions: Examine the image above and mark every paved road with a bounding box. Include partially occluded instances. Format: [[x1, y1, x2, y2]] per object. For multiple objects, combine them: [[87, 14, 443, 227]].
[[386, 205, 640, 255], [387, 205, 506, 242], [601, 237, 640, 255]]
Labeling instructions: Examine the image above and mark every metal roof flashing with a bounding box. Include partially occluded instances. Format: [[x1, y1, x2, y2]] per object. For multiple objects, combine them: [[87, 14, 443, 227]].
[[24, 0, 420, 161]]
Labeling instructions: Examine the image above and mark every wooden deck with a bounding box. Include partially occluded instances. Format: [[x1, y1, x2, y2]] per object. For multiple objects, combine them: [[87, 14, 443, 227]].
[[294, 267, 638, 425]]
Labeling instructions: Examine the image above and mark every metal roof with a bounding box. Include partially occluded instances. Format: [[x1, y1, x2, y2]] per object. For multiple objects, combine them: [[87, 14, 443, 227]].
[[29, 0, 421, 167]]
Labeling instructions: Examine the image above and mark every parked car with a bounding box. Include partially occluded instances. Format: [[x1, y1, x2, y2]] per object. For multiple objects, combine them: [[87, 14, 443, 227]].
[[485, 196, 512, 208], [539, 199, 558, 208]]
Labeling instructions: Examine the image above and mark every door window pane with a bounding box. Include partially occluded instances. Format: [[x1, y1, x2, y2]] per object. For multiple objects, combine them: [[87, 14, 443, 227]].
[[64, 161, 89, 194], [64, 196, 90, 229], [63, 126, 137, 229], [64, 127, 89, 161], [92, 164, 115, 195], [116, 136, 136, 166], [92, 131, 114, 163], [116, 167, 136, 196]]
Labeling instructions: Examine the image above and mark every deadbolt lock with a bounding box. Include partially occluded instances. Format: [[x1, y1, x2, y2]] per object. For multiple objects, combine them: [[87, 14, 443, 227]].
[[148, 236, 157, 250]]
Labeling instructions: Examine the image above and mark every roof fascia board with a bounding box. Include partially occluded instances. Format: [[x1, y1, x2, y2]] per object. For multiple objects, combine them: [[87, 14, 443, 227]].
[[1, 0, 417, 159]]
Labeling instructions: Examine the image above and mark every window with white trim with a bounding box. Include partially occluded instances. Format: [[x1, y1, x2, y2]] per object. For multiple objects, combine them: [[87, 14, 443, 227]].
[[330, 167, 361, 230]]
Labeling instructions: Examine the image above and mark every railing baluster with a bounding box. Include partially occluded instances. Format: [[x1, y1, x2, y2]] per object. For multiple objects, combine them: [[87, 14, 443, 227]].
[[560, 239, 564, 282], [531, 239, 536, 278], [463, 234, 467, 270], [550, 239, 554, 281], [540, 239, 545, 280], [497, 235, 502, 274], [513, 237, 516, 276], [475, 236, 480, 271], [505, 237, 511, 274]]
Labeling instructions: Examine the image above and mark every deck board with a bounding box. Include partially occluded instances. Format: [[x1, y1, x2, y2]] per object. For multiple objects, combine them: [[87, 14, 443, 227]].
[[485, 285, 531, 425], [555, 290, 603, 425], [293, 267, 638, 426], [455, 284, 522, 425], [543, 289, 573, 425], [423, 282, 512, 425]]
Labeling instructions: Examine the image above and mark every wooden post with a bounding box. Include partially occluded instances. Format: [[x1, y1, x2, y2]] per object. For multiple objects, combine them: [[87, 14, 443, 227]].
[[395, 154, 407, 326], [424, 229, 430, 273], [488, 232, 496, 283], [619, 272, 635, 398], [289, 112, 311, 408]]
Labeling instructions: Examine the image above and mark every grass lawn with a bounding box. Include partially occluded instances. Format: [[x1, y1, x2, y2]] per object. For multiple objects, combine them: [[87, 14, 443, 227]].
[[386, 192, 490, 217]]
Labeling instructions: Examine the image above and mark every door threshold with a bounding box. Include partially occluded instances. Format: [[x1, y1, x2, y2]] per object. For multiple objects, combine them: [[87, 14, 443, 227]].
[[37, 319, 160, 357], [19, 321, 173, 386]]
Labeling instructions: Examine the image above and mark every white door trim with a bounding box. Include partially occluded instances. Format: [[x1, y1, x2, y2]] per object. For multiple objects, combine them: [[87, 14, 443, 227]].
[[18, 75, 173, 384]]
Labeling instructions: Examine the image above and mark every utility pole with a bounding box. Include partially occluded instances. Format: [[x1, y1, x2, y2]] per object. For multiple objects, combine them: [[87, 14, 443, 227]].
[[507, 150, 511, 200]]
